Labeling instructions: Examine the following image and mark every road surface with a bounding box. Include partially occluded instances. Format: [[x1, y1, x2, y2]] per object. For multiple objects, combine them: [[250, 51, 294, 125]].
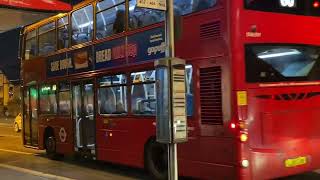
[[0, 117, 318, 179]]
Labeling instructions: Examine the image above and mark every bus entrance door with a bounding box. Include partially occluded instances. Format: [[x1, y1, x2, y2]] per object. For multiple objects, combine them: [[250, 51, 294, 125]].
[[23, 86, 39, 147], [72, 80, 96, 157]]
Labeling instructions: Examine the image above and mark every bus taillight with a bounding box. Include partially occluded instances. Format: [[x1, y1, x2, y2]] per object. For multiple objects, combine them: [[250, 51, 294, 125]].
[[240, 133, 248, 142]]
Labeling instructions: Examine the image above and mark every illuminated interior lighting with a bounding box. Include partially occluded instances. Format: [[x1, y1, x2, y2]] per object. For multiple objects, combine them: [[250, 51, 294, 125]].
[[185, 65, 192, 69], [258, 51, 301, 59], [314, 1, 320, 8], [129, 5, 135, 11], [78, 22, 93, 28]]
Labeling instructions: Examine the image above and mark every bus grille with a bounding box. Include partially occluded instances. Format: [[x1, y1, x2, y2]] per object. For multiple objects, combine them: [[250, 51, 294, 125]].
[[200, 21, 221, 40], [200, 66, 223, 125]]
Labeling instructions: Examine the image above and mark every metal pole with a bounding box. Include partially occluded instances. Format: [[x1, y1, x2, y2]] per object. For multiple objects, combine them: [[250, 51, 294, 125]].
[[166, 0, 175, 57], [165, 0, 178, 180], [168, 143, 178, 180]]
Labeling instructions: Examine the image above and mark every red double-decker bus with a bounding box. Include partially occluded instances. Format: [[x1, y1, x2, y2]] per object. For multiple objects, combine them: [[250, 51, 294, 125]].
[[21, 0, 320, 179]]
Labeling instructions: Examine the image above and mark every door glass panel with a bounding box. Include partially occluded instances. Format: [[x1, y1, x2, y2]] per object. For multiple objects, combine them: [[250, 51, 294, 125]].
[[23, 89, 31, 145], [83, 83, 95, 149], [73, 85, 83, 148], [30, 87, 38, 146]]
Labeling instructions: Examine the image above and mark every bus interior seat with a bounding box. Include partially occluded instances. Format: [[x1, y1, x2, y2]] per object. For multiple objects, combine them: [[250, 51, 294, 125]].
[[73, 33, 89, 44], [113, 10, 125, 34], [40, 43, 54, 55]]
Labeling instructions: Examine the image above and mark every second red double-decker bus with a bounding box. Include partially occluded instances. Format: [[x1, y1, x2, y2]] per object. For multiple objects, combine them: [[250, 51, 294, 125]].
[[21, 0, 320, 179]]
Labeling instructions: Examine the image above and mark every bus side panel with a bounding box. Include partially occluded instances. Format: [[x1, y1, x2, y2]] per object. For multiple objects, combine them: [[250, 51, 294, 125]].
[[178, 137, 237, 179], [39, 116, 75, 155], [96, 116, 155, 168], [38, 124, 46, 150]]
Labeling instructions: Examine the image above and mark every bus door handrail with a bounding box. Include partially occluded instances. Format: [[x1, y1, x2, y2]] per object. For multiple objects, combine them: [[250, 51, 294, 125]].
[[76, 117, 82, 148]]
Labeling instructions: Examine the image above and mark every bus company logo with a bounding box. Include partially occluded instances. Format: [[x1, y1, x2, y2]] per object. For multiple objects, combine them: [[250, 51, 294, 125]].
[[147, 33, 166, 56], [50, 58, 73, 72], [148, 42, 166, 56], [256, 92, 320, 101], [59, 127, 67, 143]]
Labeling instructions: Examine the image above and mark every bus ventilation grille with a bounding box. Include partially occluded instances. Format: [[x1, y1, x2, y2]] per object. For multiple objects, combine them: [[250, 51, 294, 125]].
[[200, 21, 221, 40], [200, 66, 223, 125]]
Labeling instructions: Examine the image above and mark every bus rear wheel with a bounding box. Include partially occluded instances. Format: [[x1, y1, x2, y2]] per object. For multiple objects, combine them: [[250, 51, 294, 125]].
[[145, 140, 168, 180], [45, 136, 60, 160]]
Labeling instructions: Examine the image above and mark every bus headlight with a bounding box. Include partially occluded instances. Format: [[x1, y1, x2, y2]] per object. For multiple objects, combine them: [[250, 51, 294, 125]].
[[241, 159, 249, 168]]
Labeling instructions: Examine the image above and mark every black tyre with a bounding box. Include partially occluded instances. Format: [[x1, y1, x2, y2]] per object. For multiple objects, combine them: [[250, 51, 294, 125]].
[[45, 136, 60, 160], [145, 140, 168, 180]]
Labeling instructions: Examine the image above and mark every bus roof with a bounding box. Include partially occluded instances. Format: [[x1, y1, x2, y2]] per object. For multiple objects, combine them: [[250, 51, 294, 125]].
[[0, 0, 72, 12]]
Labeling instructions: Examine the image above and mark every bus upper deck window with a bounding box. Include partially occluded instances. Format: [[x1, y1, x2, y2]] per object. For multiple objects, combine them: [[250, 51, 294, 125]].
[[58, 16, 69, 50], [39, 22, 56, 56], [129, 0, 164, 30], [96, 0, 125, 39], [71, 5, 93, 45], [25, 30, 37, 60]]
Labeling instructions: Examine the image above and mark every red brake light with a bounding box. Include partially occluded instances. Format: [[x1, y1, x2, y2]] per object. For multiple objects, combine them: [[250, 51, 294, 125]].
[[314, 1, 320, 8]]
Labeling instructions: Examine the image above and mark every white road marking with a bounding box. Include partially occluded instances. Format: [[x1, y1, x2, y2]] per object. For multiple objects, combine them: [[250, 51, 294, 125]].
[[0, 148, 33, 155], [0, 134, 21, 138], [0, 163, 75, 180]]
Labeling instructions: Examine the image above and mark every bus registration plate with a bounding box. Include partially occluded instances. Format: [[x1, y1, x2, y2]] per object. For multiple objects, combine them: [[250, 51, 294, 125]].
[[285, 156, 307, 168]]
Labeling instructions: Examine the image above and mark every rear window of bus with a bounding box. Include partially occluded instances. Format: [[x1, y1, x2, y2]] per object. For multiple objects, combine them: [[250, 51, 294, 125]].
[[245, 44, 320, 83]]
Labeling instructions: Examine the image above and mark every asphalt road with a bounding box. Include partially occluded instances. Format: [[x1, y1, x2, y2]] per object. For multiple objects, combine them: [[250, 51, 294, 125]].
[[0, 117, 319, 180]]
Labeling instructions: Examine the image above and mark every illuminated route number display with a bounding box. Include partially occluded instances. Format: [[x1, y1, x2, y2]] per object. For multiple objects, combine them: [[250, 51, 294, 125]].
[[279, 0, 296, 8], [245, 0, 320, 16]]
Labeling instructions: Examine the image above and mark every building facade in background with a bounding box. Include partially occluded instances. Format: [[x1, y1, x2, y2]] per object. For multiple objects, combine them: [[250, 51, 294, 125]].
[[0, 72, 20, 117]]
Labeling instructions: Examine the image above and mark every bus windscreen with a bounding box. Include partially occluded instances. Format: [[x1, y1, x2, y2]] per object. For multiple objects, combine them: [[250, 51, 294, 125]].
[[244, 0, 320, 16], [245, 44, 320, 83]]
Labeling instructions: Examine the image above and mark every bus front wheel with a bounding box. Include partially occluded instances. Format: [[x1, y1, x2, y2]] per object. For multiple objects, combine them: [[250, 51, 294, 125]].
[[145, 140, 168, 180]]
